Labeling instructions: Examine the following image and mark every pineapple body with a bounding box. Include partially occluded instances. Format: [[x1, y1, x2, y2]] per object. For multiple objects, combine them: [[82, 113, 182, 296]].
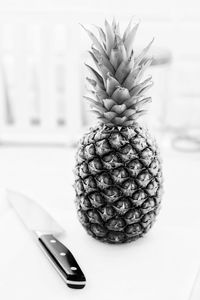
[[74, 123, 162, 244]]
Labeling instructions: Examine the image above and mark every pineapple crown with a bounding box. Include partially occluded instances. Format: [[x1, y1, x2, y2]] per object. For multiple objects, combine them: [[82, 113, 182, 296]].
[[82, 18, 154, 127]]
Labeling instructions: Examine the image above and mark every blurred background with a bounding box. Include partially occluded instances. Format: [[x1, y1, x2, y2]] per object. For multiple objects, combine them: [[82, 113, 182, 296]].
[[1, 2, 200, 299], [0, 0, 199, 150]]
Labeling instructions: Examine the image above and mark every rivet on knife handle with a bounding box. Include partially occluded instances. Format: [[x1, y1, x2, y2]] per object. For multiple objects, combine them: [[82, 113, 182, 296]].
[[38, 234, 86, 289]]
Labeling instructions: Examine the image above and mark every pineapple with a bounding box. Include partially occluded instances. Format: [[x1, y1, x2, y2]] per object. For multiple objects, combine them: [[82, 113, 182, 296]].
[[74, 18, 163, 244]]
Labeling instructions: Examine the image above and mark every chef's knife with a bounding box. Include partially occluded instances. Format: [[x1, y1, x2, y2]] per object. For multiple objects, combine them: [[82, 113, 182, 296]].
[[7, 190, 86, 289]]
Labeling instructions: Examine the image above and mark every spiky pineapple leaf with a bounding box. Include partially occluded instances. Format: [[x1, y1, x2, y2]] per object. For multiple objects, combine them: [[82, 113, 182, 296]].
[[129, 110, 147, 119], [136, 82, 153, 96], [115, 59, 132, 83], [115, 22, 120, 36], [123, 17, 133, 41], [123, 120, 136, 126], [104, 111, 117, 120], [129, 76, 152, 96], [124, 23, 139, 56], [94, 25, 106, 45], [88, 51, 110, 80], [112, 86, 130, 103], [97, 63, 110, 82], [86, 77, 97, 87], [91, 110, 104, 118], [112, 17, 117, 31], [106, 74, 120, 96], [122, 108, 137, 117], [134, 58, 153, 84], [104, 19, 115, 55], [92, 47, 115, 74], [134, 39, 154, 66], [88, 51, 98, 65], [96, 89, 108, 100], [81, 24, 107, 57], [96, 116, 110, 123], [134, 97, 152, 109], [110, 48, 122, 70], [113, 116, 127, 125], [124, 95, 143, 108], [85, 64, 105, 89], [122, 66, 141, 89], [115, 35, 127, 62], [102, 98, 116, 110], [111, 104, 126, 114], [83, 96, 104, 109]]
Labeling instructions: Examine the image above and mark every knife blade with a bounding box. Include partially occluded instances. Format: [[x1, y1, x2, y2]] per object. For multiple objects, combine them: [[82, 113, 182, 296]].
[[7, 190, 86, 289]]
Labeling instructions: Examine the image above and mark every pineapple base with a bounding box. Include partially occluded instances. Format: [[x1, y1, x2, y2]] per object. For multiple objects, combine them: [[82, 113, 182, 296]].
[[74, 123, 162, 244], [78, 217, 145, 244]]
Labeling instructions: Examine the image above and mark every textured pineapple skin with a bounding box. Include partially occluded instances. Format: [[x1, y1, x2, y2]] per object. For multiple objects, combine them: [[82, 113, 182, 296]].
[[74, 123, 162, 244]]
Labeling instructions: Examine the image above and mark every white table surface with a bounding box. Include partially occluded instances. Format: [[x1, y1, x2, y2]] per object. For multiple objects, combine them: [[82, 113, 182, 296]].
[[0, 145, 200, 300]]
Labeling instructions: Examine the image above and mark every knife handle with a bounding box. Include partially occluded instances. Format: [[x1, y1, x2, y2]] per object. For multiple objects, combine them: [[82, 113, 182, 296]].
[[38, 234, 86, 289]]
